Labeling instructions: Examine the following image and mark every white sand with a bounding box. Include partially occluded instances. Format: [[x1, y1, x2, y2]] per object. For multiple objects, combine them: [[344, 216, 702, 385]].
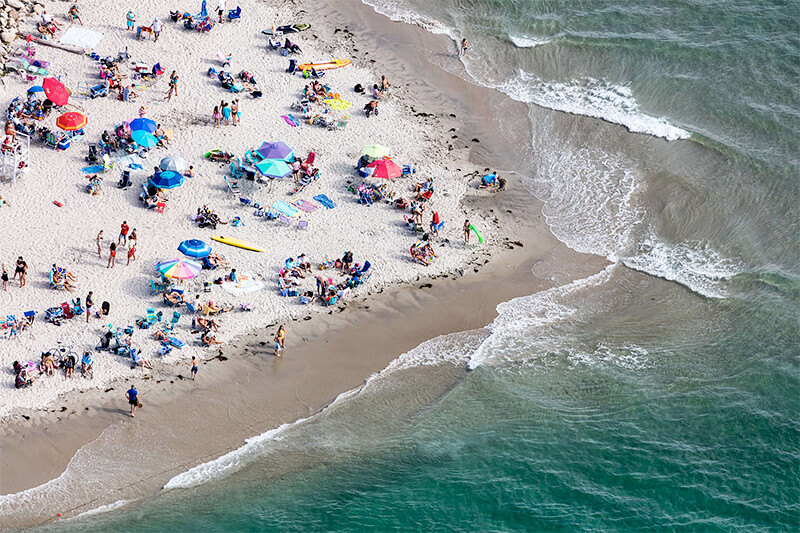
[[0, 0, 490, 418]]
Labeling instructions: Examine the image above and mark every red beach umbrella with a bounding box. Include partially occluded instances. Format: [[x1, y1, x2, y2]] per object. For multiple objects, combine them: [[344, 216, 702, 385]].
[[42, 77, 70, 106], [365, 157, 402, 179], [56, 112, 87, 131]]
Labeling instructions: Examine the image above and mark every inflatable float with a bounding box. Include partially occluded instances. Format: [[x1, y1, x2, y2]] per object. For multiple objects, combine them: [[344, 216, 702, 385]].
[[211, 236, 265, 252], [468, 224, 484, 244], [297, 59, 351, 71]]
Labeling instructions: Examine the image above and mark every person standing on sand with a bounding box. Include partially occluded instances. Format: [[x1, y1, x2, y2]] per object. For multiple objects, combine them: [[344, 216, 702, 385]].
[[212, 106, 220, 127], [1, 263, 8, 291], [125, 10, 136, 31], [274, 325, 285, 356], [86, 291, 94, 323], [190, 355, 198, 379], [13, 256, 24, 283], [119, 221, 129, 246], [126, 244, 136, 266], [231, 99, 239, 126], [459, 38, 468, 57], [464, 219, 471, 245], [128, 228, 137, 250], [217, 0, 226, 23], [19, 258, 27, 288], [108, 243, 117, 268], [125, 384, 139, 417], [96, 230, 104, 258], [152, 18, 162, 41]]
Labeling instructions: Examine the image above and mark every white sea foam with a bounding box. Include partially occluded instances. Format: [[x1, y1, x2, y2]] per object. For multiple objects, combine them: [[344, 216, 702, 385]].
[[468, 265, 617, 369], [509, 34, 553, 48], [622, 230, 742, 298], [66, 500, 132, 521], [360, 0, 455, 37], [498, 72, 691, 141]]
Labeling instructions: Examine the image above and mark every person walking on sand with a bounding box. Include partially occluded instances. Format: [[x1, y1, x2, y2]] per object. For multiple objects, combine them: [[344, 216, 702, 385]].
[[13, 256, 24, 283], [126, 243, 136, 265], [1, 263, 8, 291], [152, 18, 162, 41], [119, 221, 129, 246], [96, 230, 104, 258], [459, 38, 468, 57], [86, 291, 94, 323], [217, 0, 226, 23], [126, 10, 136, 31], [18, 257, 27, 288], [274, 325, 285, 356], [190, 355, 198, 379], [464, 219, 471, 245], [108, 242, 117, 268], [128, 228, 137, 250], [125, 384, 139, 417]]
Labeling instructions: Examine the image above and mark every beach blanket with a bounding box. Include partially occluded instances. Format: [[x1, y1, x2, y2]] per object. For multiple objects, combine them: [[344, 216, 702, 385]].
[[292, 199, 319, 213], [313, 194, 336, 209], [81, 165, 103, 174], [221, 275, 264, 296], [272, 201, 299, 217], [114, 153, 143, 169], [59, 27, 104, 50], [281, 115, 299, 127], [324, 98, 352, 111]]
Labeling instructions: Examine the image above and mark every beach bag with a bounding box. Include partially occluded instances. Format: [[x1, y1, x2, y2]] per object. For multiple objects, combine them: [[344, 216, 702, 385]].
[[287, 289, 298, 297], [101, 301, 110, 316], [354, 83, 364, 94], [280, 289, 289, 297]]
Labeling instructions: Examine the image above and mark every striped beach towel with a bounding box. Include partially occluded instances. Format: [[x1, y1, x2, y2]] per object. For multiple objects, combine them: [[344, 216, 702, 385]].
[[292, 199, 319, 213], [272, 200, 299, 217]]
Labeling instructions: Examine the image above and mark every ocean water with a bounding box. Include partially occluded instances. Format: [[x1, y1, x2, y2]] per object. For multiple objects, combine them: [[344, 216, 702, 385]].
[[38, 0, 799, 530]]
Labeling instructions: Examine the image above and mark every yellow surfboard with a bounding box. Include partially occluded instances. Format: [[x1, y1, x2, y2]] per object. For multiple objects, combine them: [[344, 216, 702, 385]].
[[297, 59, 351, 71], [211, 236, 266, 252]]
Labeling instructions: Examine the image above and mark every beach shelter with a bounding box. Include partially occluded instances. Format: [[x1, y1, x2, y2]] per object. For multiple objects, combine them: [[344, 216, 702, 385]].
[[129, 117, 157, 133], [42, 77, 69, 106], [178, 239, 212, 258], [131, 130, 158, 148], [361, 144, 389, 159], [56, 111, 87, 131], [365, 157, 402, 179], [159, 155, 189, 172], [149, 170, 185, 189], [255, 159, 292, 179], [256, 142, 294, 162], [156, 259, 202, 280]]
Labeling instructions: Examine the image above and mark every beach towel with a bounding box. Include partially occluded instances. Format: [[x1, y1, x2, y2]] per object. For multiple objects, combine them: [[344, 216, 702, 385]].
[[313, 194, 336, 209], [59, 27, 104, 50], [288, 114, 300, 126], [281, 115, 298, 127], [221, 275, 264, 296], [81, 165, 104, 174], [324, 98, 352, 111], [272, 201, 299, 217], [292, 199, 319, 213], [114, 153, 143, 169]]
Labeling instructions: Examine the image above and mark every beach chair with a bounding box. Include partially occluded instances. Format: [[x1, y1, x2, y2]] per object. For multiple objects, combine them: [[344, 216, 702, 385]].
[[228, 6, 241, 20], [146, 308, 158, 325], [224, 175, 240, 194], [72, 298, 85, 315], [297, 219, 309, 230], [268, 37, 281, 51], [185, 302, 199, 315], [60, 302, 75, 319], [216, 52, 232, 67], [102, 154, 114, 172], [278, 215, 292, 226], [45, 306, 63, 324], [49, 269, 65, 290], [44, 131, 60, 150], [165, 311, 181, 331], [149, 279, 168, 294], [230, 160, 243, 179]]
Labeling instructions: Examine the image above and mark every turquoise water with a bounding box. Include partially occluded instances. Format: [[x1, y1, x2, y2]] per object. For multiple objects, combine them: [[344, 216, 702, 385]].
[[40, 0, 799, 530]]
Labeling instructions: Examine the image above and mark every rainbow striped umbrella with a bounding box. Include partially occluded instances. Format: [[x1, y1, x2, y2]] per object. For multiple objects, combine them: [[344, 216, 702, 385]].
[[156, 258, 202, 280]]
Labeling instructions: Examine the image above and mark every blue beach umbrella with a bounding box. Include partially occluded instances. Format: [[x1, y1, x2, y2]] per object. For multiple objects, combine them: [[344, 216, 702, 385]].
[[256, 142, 294, 162], [27, 85, 44, 93], [131, 130, 158, 148], [149, 170, 185, 189], [255, 159, 292, 178], [178, 239, 212, 258], [129, 118, 157, 133]]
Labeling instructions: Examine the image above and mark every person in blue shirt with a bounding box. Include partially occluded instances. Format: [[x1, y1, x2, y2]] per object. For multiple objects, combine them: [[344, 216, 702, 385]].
[[81, 352, 93, 379], [125, 385, 139, 417]]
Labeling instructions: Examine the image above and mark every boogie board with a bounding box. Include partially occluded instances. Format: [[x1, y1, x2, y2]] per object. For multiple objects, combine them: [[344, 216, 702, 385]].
[[262, 24, 310, 35], [297, 59, 351, 71], [211, 236, 265, 252], [468, 224, 484, 244]]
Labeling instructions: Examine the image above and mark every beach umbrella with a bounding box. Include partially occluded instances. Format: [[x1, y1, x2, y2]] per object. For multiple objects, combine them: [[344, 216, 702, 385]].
[[256, 142, 294, 162], [156, 258, 202, 280], [365, 157, 402, 179], [149, 170, 185, 189], [159, 155, 189, 172], [178, 239, 212, 258], [27, 85, 44, 94], [129, 117, 157, 133], [42, 77, 69, 106], [255, 159, 292, 178], [361, 144, 389, 159], [131, 130, 158, 148], [56, 111, 87, 131]]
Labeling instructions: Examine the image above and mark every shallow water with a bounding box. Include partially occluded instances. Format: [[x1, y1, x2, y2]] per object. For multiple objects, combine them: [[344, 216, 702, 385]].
[[34, 0, 800, 530]]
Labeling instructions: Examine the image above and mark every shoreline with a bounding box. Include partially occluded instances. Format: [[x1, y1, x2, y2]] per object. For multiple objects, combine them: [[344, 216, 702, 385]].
[[0, 0, 609, 527]]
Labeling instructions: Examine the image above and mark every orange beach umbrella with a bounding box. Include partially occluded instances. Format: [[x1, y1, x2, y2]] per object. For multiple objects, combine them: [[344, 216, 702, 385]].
[[56, 112, 87, 131]]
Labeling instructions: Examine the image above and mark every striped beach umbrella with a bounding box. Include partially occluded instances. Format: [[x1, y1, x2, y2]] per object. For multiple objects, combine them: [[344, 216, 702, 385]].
[[178, 239, 212, 258], [156, 259, 202, 280]]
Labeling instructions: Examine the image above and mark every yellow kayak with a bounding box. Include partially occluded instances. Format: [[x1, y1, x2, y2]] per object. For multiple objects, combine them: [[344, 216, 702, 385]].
[[298, 59, 351, 71], [211, 236, 265, 252]]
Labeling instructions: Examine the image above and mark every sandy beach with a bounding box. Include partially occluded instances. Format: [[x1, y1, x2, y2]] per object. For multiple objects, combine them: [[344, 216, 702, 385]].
[[0, 0, 610, 527]]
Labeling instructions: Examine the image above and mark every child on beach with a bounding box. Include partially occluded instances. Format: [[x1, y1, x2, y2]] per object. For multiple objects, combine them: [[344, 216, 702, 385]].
[[96, 230, 104, 258], [190, 355, 198, 379], [274, 325, 285, 356], [464, 219, 471, 245], [108, 243, 117, 268], [138, 105, 146, 118], [212, 106, 220, 127]]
